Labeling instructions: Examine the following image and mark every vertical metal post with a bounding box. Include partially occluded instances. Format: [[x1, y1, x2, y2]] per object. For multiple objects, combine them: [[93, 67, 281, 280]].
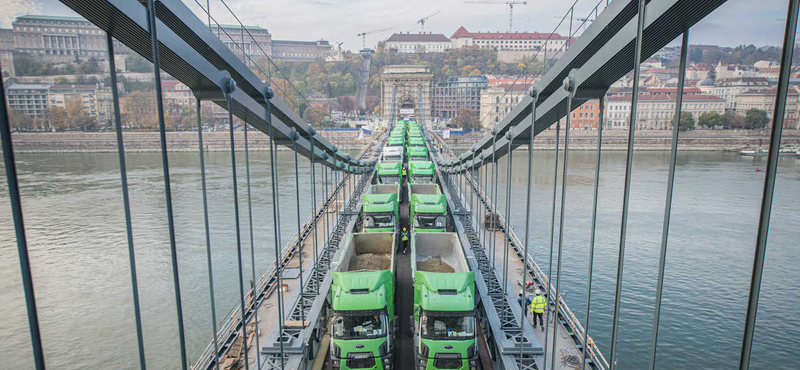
[[739, 1, 799, 368], [482, 152, 488, 246], [291, 130, 306, 326], [502, 129, 514, 321], [243, 118, 261, 370], [323, 157, 330, 261], [107, 32, 146, 370], [196, 98, 221, 370], [263, 86, 286, 368], [0, 45, 45, 370], [490, 129, 498, 266], [146, 2, 187, 367], [224, 86, 250, 370], [309, 128, 320, 291], [581, 93, 605, 370], [520, 85, 539, 366], [544, 103, 561, 360], [610, 0, 648, 367], [649, 31, 689, 370], [551, 72, 576, 370]]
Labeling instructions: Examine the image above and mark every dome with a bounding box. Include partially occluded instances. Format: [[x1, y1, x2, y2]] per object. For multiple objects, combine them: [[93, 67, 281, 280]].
[[700, 76, 715, 86]]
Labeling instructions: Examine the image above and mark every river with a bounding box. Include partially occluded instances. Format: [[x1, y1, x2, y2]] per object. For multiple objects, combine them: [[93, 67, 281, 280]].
[[0, 150, 797, 369]]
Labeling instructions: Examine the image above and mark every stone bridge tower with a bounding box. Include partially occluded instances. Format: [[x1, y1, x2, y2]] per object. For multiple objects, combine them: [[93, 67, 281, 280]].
[[380, 65, 433, 122]]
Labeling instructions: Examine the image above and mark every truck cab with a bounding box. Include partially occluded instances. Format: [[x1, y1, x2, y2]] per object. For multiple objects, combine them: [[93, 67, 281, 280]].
[[408, 161, 435, 184], [362, 185, 400, 233], [382, 146, 404, 163], [331, 233, 397, 370], [408, 146, 429, 161], [410, 194, 447, 233], [411, 233, 478, 370], [376, 162, 402, 185]]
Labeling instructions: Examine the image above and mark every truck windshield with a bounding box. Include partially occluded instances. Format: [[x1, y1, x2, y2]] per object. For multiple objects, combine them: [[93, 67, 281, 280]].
[[365, 213, 394, 228], [384, 154, 401, 161], [420, 313, 475, 340], [379, 176, 401, 185], [411, 175, 433, 184], [415, 214, 445, 229], [333, 312, 387, 339]]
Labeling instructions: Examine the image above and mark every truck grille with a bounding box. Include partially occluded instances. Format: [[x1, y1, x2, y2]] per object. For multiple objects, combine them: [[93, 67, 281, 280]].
[[433, 353, 462, 369], [346, 353, 375, 369]]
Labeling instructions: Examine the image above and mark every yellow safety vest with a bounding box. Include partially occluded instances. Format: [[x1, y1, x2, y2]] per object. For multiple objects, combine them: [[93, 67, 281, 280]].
[[402, 169, 407, 176], [530, 295, 547, 314], [401, 231, 409, 241]]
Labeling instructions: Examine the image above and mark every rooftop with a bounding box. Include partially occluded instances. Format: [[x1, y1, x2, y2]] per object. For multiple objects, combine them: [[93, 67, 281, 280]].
[[15, 15, 89, 23], [386, 33, 451, 43], [608, 93, 726, 102], [451, 26, 570, 41], [210, 24, 268, 31]]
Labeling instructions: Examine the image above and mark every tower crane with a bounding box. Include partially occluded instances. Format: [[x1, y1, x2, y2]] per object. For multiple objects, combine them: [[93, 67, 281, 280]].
[[464, 1, 528, 32], [357, 27, 393, 49], [417, 11, 441, 32], [554, 15, 595, 33]]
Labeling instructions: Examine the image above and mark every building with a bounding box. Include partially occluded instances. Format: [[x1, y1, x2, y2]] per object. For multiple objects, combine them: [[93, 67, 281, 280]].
[[432, 76, 488, 119], [479, 83, 526, 129], [6, 83, 50, 117], [209, 24, 272, 59], [11, 15, 130, 61], [0, 50, 14, 78], [450, 26, 571, 56], [715, 63, 757, 79], [569, 99, 600, 130], [380, 65, 433, 122], [94, 84, 116, 125], [385, 32, 451, 54], [706, 77, 772, 111], [606, 94, 725, 130], [734, 87, 799, 129], [162, 80, 196, 113], [0, 29, 15, 51], [48, 84, 98, 119], [270, 40, 332, 61]]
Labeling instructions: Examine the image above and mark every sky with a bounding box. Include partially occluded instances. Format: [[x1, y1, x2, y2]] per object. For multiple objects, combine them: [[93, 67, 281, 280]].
[[1, 0, 796, 53]]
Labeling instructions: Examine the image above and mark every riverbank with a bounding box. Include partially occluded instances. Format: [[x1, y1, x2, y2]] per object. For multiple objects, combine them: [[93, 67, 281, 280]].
[[442, 129, 800, 151], [5, 131, 376, 153]]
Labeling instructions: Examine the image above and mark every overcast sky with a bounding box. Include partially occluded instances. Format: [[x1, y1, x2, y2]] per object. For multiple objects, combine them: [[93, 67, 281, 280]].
[[2, 0, 796, 53]]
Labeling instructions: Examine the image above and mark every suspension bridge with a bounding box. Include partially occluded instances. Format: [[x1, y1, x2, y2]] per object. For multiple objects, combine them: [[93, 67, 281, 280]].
[[2, 0, 797, 369]]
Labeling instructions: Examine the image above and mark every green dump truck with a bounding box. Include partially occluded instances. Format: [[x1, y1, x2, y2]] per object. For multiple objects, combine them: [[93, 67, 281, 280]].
[[410, 194, 447, 233], [411, 233, 478, 370], [376, 162, 402, 185], [331, 232, 397, 370], [408, 146, 429, 161], [362, 184, 400, 233], [408, 161, 435, 184]]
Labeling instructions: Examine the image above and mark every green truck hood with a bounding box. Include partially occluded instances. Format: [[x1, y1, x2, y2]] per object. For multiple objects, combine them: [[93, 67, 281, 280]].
[[332, 271, 391, 311], [410, 194, 446, 214], [409, 161, 435, 176], [363, 193, 398, 214], [419, 337, 475, 359], [332, 336, 389, 360], [415, 271, 475, 312], [376, 162, 401, 175]]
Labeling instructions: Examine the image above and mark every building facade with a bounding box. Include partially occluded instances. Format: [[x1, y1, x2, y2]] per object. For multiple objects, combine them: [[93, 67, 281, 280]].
[[271, 40, 332, 61], [450, 27, 571, 55], [569, 99, 600, 130], [209, 24, 271, 59], [6, 84, 50, 117], [606, 94, 726, 130], [385, 33, 451, 54], [478, 84, 526, 129], [11, 15, 131, 61], [380, 65, 433, 122], [432, 76, 488, 119], [734, 87, 799, 129], [705, 77, 771, 111], [48, 84, 97, 119]]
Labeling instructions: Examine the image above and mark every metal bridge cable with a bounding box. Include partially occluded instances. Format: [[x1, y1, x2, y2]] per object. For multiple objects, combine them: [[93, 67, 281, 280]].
[[649, 31, 689, 370], [196, 98, 222, 370], [107, 32, 146, 370], [265, 85, 286, 368], [225, 93, 250, 370], [309, 132, 319, 292], [610, 0, 648, 367], [292, 131, 306, 326], [243, 119, 262, 370], [482, 154, 488, 248], [491, 133, 498, 266], [739, 0, 799, 368], [581, 93, 605, 370], [520, 88, 538, 367], [502, 134, 514, 322], [323, 163, 330, 264], [146, 1, 188, 367], [543, 115, 561, 359], [552, 74, 576, 370], [0, 50, 45, 370]]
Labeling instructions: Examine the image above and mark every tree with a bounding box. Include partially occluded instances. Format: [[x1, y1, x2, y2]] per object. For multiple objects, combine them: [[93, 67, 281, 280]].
[[675, 111, 695, 131], [125, 53, 152, 73], [452, 107, 479, 131], [697, 111, 728, 128], [65, 100, 95, 130], [123, 90, 158, 130], [8, 110, 35, 131], [13, 54, 45, 76], [47, 106, 68, 130], [745, 108, 770, 129]]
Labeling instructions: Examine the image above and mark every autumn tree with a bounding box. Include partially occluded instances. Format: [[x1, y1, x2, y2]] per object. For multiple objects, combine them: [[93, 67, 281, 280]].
[[452, 107, 479, 131], [123, 90, 157, 130]]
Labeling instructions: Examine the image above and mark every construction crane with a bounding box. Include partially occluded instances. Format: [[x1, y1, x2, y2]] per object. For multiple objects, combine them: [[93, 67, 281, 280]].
[[417, 11, 441, 32], [465, 1, 528, 32], [357, 27, 393, 49], [554, 16, 595, 33]]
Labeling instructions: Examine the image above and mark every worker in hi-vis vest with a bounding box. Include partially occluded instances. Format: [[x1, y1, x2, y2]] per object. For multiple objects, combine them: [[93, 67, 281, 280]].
[[402, 164, 407, 178], [401, 227, 410, 254], [530, 289, 547, 330]]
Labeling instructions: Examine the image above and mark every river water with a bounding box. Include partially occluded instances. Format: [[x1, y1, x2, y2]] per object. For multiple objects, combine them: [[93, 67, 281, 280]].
[[0, 150, 797, 369]]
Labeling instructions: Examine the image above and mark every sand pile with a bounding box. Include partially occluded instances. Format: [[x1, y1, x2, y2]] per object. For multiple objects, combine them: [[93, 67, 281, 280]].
[[418, 258, 455, 273], [351, 253, 391, 270]]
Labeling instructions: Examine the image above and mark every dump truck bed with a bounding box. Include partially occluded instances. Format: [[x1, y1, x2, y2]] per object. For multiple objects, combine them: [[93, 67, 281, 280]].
[[338, 232, 396, 275]]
